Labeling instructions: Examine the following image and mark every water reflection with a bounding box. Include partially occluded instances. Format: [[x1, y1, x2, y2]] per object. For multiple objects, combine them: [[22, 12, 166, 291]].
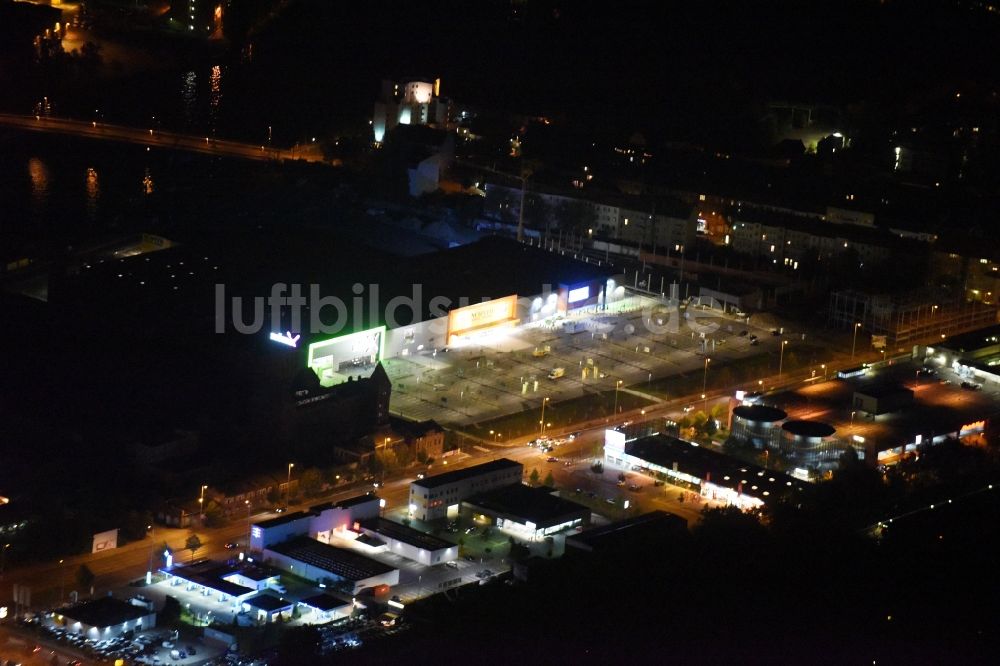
[[181, 70, 197, 127], [208, 64, 223, 135], [28, 157, 49, 216], [85, 167, 100, 221]]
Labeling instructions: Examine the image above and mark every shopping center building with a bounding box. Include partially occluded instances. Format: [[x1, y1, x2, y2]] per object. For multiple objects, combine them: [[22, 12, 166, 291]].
[[603, 430, 806, 510]]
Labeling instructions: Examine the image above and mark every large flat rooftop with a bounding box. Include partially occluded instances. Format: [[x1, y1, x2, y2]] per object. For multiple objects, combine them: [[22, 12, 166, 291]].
[[61, 597, 150, 628], [266, 536, 397, 581], [763, 360, 1000, 453], [463, 483, 589, 527], [624, 434, 805, 502], [412, 458, 523, 490], [359, 516, 454, 552], [566, 511, 688, 553]]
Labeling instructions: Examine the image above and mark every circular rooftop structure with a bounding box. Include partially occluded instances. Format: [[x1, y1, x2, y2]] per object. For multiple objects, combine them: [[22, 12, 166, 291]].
[[781, 420, 836, 438], [732, 405, 787, 423]]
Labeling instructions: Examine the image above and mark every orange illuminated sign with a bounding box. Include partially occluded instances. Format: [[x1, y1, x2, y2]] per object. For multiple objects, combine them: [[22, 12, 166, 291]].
[[447, 295, 518, 341], [960, 420, 986, 433]]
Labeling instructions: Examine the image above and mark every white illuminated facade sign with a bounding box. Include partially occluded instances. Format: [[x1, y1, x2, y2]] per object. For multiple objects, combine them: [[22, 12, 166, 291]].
[[269, 331, 300, 348], [567, 286, 590, 303]]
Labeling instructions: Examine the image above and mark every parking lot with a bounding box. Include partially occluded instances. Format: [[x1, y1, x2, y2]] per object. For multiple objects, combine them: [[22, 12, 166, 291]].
[[386, 295, 786, 426], [21, 616, 221, 666]]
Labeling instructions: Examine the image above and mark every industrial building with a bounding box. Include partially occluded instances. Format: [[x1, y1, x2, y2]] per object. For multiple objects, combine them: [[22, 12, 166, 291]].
[[241, 594, 295, 624], [828, 289, 996, 347], [298, 593, 355, 623], [250, 494, 382, 551], [460, 483, 591, 541], [921, 324, 1000, 387], [49, 597, 156, 640], [852, 384, 914, 415], [408, 458, 524, 521], [565, 511, 688, 554], [263, 536, 400, 594], [604, 430, 806, 510], [357, 517, 458, 565]]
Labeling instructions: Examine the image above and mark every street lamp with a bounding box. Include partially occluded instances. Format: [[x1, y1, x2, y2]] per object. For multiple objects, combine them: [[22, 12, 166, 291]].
[[285, 463, 294, 506], [779, 340, 789, 377], [539, 397, 550, 438], [702, 358, 711, 410], [851, 410, 856, 429], [244, 500, 252, 558], [198, 484, 207, 523], [614, 379, 623, 415], [851, 322, 861, 360], [145, 525, 154, 585], [1, 543, 10, 577]]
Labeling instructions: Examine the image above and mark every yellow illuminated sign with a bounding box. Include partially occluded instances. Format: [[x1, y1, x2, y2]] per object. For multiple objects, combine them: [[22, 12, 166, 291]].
[[447, 295, 518, 340]]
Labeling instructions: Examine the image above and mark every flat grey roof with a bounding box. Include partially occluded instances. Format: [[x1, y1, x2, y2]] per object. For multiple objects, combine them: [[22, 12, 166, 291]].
[[463, 483, 589, 528], [254, 510, 311, 529], [360, 517, 454, 552], [61, 597, 149, 628], [567, 511, 687, 552], [244, 593, 294, 612], [299, 593, 353, 612], [267, 536, 397, 581], [412, 458, 522, 490]]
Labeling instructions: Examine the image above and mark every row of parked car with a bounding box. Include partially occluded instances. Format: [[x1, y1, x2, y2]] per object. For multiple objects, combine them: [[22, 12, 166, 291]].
[[40, 625, 142, 663]]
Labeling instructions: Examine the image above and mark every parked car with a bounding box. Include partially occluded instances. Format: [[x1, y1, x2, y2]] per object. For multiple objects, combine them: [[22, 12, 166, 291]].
[[546, 456, 558, 463], [961, 381, 982, 391], [224, 542, 239, 550]]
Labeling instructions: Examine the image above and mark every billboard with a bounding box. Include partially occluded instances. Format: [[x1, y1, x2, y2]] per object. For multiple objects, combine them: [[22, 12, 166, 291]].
[[567, 286, 590, 303], [307, 326, 386, 387], [92, 528, 120, 553], [447, 295, 518, 344]]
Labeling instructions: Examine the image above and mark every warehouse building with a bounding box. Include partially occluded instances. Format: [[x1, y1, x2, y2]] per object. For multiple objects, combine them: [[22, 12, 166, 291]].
[[50, 597, 156, 640], [263, 536, 400, 594], [241, 594, 295, 624], [566, 511, 688, 554], [358, 516, 458, 565], [298, 593, 355, 623], [461, 483, 590, 541]]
